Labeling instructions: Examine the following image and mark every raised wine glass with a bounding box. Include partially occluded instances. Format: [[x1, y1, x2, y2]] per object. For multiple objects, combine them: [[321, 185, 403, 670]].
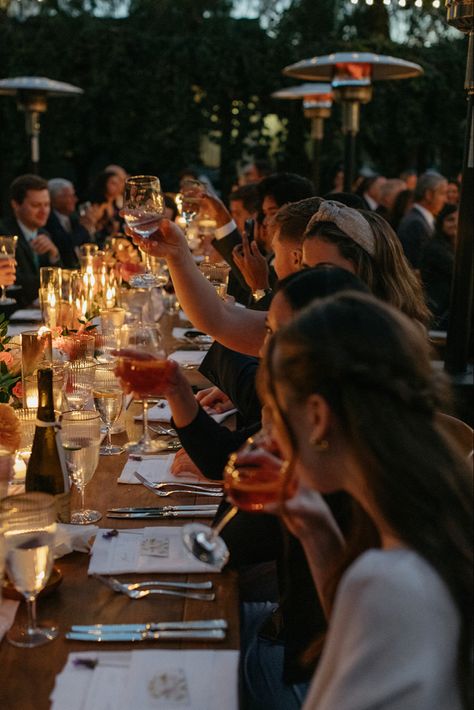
[[175, 178, 203, 238], [114, 323, 170, 455], [93, 365, 124, 456], [122, 175, 165, 289], [60, 410, 102, 524], [1, 492, 58, 647], [182, 431, 294, 567], [0, 235, 18, 305]]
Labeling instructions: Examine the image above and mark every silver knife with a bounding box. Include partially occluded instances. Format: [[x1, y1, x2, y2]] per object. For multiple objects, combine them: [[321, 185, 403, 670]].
[[108, 505, 219, 513], [107, 510, 217, 519], [66, 629, 226, 642], [71, 619, 227, 633]]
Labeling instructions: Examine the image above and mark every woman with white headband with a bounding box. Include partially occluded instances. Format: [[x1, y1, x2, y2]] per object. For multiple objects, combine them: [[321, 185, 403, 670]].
[[302, 200, 429, 325]]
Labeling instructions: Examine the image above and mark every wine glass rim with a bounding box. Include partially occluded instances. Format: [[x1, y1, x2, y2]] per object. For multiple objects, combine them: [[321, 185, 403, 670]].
[[126, 175, 161, 185], [0, 491, 56, 513], [60, 410, 101, 421]]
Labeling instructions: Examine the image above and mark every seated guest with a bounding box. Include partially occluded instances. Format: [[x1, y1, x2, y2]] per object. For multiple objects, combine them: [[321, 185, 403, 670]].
[[400, 167, 418, 190], [0, 174, 60, 307], [420, 203, 458, 330], [229, 183, 260, 235], [446, 179, 460, 205], [46, 178, 90, 268], [259, 292, 472, 710], [355, 174, 386, 211], [0, 258, 17, 319], [376, 178, 406, 220], [87, 170, 124, 246], [397, 171, 448, 269], [388, 187, 414, 231]]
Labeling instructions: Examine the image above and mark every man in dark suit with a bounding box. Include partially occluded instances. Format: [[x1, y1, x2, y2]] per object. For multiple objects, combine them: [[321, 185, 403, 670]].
[[0, 174, 60, 307], [397, 171, 448, 269], [46, 178, 91, 268]]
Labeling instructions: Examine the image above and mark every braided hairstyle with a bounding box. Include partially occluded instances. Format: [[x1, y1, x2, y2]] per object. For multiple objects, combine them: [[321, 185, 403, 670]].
[[262, 291, 472, 708]]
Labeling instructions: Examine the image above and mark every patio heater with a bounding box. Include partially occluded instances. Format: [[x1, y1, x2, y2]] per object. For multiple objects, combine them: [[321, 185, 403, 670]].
[[0, 76, 83, 173], [444, 0, 473, 376], [271, 83, 333, 193], [283, 53, 423, 191]]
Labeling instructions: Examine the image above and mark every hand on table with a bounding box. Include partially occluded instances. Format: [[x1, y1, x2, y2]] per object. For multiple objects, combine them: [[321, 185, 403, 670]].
[[170, 448, 210, 482], [232, 231, 269, 291], [195, 386, 234, 414]]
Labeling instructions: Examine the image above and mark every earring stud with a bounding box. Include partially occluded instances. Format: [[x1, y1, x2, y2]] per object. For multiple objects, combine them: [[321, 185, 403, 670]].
[[310, 436, 329, 451]]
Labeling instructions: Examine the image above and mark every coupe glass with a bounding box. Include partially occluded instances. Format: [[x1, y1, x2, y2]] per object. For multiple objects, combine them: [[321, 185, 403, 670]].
[[60, 410, 102, 524], [122, 175, 165, 288], [64, 361, 96, 410], [93, 365, 124, 455], [183, 431, 294, 567], [114, 323, 168, 454], [0, 235, 18, 305], [1, 492, 58, 647]]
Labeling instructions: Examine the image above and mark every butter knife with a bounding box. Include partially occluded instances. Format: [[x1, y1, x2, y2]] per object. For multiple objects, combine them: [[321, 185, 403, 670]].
[[71, 619, 227, 633], [108, 505, 219, 513], [107, 510, 217, 519], [66, 629, 226, 642]]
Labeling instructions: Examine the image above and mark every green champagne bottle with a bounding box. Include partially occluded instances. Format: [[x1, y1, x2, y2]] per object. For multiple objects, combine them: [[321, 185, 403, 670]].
[[25, 368, 71, 523]]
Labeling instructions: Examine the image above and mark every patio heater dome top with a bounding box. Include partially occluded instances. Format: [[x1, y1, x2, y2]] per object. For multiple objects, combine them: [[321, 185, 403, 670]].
[[283, 52, 423, 83], [0, 76, 83, 97], [271, 83, 333, 100]]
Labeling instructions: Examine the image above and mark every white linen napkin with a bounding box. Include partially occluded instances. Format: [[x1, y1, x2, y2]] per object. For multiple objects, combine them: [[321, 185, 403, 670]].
[[54, 524, 99, 558], [135, 400, 237, 424], [88, 527, 224, 574], [0, 599, 19, 641], [51, 650, 239, 710], [118, 454, 181, 484]]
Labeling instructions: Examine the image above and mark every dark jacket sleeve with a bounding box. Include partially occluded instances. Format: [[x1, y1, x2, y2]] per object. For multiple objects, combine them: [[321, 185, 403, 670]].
[[174, 406, 260, 480], [199, 342, 262, 426]]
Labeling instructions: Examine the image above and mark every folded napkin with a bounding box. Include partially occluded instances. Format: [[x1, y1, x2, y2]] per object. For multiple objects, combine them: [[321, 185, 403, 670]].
[[51, 650, 239, 710], [118, 454, 178, 484], [88, 527, 224, 574], [54, 524, 99, 559], [168, 350, 207, 368], [135, 400, 236, 424], [0, 599, 19, 641]]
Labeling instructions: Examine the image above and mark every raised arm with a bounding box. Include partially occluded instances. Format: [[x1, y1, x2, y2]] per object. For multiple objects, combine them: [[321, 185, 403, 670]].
[[129, 219, 266, 356]]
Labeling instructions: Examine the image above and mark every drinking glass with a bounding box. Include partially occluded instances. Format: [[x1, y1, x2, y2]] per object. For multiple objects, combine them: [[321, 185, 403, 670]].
[[93, 365, 124, 455], [199, 261, 231, 300], [0, 235, 18, 305], [14, 409, 38, 481], [122, 175, 165, 288], [114, 323, 167, 454], [175, 179, 203, 236], [183, 431, 294, 566], [54, 333, 95, 362], [1, 492, 58, 647], [64, 361, 96, 410], [60, 410, 101, 524]]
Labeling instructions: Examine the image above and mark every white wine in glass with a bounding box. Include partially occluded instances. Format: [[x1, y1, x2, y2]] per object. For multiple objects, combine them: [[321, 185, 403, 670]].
[[93, 365, 124, 455], [1, 492, 58, 648], [60, 411, 101, 524], [122, 175, 165, 288]]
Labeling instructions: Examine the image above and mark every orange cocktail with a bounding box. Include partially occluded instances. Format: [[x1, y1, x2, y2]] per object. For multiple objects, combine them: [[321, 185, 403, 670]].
[[114, 351, 174, 397]]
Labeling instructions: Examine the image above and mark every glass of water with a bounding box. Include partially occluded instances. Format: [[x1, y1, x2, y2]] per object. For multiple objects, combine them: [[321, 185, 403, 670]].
[[60, 410, 102, 524], [1, 492, 58, 647]]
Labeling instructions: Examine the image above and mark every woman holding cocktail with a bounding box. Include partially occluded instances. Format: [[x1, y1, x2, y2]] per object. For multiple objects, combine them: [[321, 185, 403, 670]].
[[256, 292, 472, 710]]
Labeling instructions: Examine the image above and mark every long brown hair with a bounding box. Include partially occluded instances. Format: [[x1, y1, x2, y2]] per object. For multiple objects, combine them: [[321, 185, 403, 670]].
[[263, 292, 472, 708], [304, 209, 430, 325]]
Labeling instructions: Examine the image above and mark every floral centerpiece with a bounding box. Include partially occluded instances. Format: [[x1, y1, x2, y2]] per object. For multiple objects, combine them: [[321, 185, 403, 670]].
[[0, 314, 22, 403]]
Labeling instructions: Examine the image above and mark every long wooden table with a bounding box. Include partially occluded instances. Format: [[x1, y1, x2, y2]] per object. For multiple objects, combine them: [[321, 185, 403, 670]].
[[0, 317, 240, 710]]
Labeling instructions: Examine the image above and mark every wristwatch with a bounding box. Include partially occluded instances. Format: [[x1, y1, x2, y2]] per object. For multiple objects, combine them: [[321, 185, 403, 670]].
[[252, 288, 271, 302]]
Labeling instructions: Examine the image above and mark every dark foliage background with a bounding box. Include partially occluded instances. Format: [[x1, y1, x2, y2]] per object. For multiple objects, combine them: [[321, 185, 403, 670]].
[[0, 0, 467, 207]]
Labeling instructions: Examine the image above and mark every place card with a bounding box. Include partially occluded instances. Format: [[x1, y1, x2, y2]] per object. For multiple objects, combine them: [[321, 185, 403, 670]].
[[88, 527, 224, 574], [118, 455, 181, 484], [51, 650, 239, 710]]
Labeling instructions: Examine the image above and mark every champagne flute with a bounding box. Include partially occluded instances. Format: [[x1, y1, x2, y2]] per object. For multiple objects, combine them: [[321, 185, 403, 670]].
[[60, 410, 102, 524], [114, 323, 169, 455], [122, 175, 165, 288], [182, 431, 294, 567], [0, 235, 18, 305], [1, 492, 58, 647], [93, 365, 124, 455]]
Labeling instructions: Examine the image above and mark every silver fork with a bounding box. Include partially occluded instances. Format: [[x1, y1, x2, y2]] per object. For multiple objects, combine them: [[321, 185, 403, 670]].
[[148, 423, 177, 437], [94, 574, 215, 601], [107, 576, 213, 591], [134, 471, 223, 496]]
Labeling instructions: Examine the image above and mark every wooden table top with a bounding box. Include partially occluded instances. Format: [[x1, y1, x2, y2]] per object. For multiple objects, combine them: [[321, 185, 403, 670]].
[[0, 316, 239, 710]]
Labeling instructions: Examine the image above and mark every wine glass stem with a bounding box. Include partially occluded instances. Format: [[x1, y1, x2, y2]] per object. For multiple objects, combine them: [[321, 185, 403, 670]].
[[80, 485, 85, 512], [106, 425, 112, 450], [142, 400, 152, 446], [211, 505, 238, 537], [26, 596, 38, 633]]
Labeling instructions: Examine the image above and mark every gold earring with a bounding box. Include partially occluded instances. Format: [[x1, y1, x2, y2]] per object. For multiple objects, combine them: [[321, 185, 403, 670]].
[[309, 436, 329, 451]]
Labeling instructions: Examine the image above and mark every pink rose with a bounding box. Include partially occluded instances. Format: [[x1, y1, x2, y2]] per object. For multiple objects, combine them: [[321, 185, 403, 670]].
[[12, 381, 23, 399], [0, 351, 14, 368]]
